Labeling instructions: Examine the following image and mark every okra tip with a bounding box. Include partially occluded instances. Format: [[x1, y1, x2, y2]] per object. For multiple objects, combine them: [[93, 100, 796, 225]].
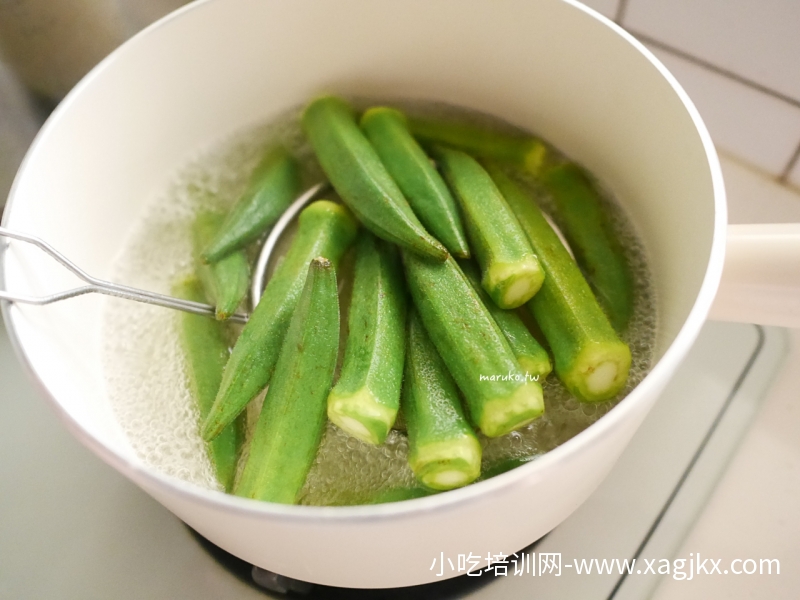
[[416, 236, 449, 262], [522, 141, 549, 176], [302, 94, 355, 124], [359, 106, 407, 128], [311, 256, 333, 270], [201, 414, 224, 442]]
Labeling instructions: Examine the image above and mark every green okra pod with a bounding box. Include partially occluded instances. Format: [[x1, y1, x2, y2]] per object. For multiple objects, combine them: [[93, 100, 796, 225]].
[[192, 212, 249, 320], [402, 252, 544, 438], [363, 486, 432, 505], [540, 162, 634, 332], [302, 95, 448, 261], [407, 113, 549, 175], [334, 484, 433, 506], [487, 164, 631, 402], [202, 146, 302, 263], [202, 200, 358, 441], [403, 309, 482, 490], [235, 258, 340, 503], [434, 145, 544, 309], [459, 260, 552, 380], [173, 277, 243, 491], [479, 457, 534, 481], [360, 106, 471, 258], [327, 231, 407, 445]]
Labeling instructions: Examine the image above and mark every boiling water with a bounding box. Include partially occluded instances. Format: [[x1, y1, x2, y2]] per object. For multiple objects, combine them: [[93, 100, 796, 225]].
[[101, 101, 657, 503]]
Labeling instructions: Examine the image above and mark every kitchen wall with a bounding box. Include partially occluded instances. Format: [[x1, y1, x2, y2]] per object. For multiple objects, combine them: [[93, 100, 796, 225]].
[[581, 0, 800, 188]]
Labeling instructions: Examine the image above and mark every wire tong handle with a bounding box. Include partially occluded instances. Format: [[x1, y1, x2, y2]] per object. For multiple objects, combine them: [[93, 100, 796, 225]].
[[0, 226, 249, 324], [0, 183, 331, 324]]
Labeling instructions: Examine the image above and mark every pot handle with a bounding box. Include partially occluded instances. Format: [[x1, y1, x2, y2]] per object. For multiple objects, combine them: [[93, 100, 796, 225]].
[[708, 223, 800, 327]]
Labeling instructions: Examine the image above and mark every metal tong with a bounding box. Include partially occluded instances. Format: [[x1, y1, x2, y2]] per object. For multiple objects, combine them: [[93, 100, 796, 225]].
[[0, 182, 327, 325]]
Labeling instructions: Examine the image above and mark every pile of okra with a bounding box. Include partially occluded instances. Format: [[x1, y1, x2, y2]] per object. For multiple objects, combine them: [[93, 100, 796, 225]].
[[176, 95, 634, 504]]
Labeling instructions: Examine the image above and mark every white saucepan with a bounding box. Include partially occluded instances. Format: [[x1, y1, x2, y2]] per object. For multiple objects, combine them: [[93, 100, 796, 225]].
[[2, 0, 799, 589]]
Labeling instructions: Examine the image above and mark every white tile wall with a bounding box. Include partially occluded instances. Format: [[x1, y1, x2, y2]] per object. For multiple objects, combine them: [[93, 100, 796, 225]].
[[721, 154, 800, 225], [789, 156, 800, 190], [622, 0, 800, 103], [612, 0, 800, 183], [576, 0, 620, 21], [645, 45, 800, 176]]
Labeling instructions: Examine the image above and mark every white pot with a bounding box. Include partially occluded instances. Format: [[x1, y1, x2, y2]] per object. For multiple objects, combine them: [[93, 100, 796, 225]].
[[2, 0, 797, 589]]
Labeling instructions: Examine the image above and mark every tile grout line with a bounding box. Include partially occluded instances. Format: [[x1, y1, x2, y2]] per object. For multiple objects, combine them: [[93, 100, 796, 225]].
[[718, 149, 800, 195], [778, 141, 800, 184], [625, 29, 800, 111], [717, 149, 774, 177], [613, 0, 630, 24]]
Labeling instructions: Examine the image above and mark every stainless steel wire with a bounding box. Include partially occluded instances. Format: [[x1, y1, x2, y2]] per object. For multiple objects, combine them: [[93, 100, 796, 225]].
[[0, 225, 250, 323], [251, 182, 328, 304]]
